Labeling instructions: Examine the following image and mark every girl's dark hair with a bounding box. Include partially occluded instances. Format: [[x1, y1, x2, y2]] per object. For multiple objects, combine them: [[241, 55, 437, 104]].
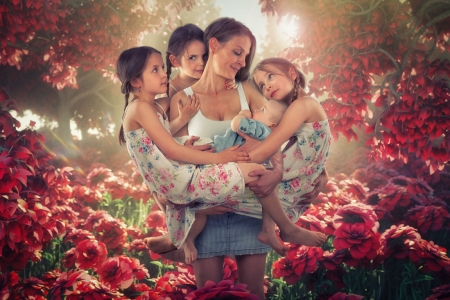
[[204, 17, 256, 82], [116, 46, 161, 145], [252, 57, 306, 102], [166, 24, 204, 94]]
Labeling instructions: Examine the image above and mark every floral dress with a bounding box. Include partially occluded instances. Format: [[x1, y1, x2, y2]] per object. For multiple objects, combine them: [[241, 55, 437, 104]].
[[124, 112, 253, 247]]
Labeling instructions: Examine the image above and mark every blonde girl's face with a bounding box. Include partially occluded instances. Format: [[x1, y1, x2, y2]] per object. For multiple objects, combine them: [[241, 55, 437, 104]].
[[179, 40, 207, 79], [139, 53, 167, 96], [212, 35, 251, 80], [253, 68, 295, 102]]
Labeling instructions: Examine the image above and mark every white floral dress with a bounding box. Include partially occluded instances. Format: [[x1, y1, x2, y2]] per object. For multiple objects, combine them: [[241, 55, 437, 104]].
[[125, 111, 253, 247]]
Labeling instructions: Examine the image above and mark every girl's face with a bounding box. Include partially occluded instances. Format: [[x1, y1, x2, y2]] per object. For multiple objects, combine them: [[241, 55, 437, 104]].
[[179, 40, 206, 79], [253, 68, 295, 102], [213, 35, 251, 80], [137, 53, 167, 96]]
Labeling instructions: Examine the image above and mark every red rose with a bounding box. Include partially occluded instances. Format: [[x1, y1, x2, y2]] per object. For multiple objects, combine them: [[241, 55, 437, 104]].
[[74, 239, 107, 270]]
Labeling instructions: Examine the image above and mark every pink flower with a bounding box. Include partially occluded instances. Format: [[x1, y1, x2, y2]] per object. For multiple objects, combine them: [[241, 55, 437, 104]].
[[333, 223, 380, 260], [409, 239, 450, 272], [333, 203, 379, 233], [379, 224, 421, 260], [405, 205, 449, 233], [185, 280, 259, 300]]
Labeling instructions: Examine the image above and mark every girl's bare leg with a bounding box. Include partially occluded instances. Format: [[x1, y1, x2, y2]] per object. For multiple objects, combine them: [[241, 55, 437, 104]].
[[144, 234, 176, 253], [236, 253, 267, 300], [180, 214, 207, 264], [238, 163, 327, 248], [193, 256, 224, 288]]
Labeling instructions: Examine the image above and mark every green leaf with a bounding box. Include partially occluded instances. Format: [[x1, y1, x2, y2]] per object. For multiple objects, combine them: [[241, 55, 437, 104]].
[[150, 261, 163, 268]]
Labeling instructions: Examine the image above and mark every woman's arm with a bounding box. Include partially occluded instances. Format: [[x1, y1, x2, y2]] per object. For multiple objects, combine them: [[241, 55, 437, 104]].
[[132, 101, 249, 165]]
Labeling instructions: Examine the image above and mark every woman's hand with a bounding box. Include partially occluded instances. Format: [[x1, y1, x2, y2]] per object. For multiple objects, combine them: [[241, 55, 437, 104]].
[[236, 130, 262, 153], [217, 145, 250, 163], [246, 151, 283, 197], [183, 136, 213, 152], [302, 169, 329, 205]]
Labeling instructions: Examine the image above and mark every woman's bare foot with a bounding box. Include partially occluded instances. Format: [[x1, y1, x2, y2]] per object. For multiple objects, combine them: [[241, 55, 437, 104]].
[[258, 228, 289, 256], [144, 234, 176, 253], [180, 240, 198, 264], [280, 226, 327, 247]]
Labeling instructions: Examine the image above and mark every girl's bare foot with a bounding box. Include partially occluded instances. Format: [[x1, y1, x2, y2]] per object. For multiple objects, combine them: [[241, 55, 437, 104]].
[[180, 240, 198, 264], [159, 248, 186, 263], [144, 234, 176, 253], [258, 229, 289, 256], [280, 226, 327, 247]]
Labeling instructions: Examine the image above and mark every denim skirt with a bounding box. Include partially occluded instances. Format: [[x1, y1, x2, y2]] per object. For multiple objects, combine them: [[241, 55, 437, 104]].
[[195, 212, 271, 258]]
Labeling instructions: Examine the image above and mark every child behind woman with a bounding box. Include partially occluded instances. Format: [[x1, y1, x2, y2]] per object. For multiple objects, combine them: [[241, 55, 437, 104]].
[[117, 46, 326, 263]]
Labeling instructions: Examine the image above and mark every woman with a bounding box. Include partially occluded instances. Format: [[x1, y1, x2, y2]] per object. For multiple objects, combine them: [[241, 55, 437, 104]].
[[166, 17, 328, 299]]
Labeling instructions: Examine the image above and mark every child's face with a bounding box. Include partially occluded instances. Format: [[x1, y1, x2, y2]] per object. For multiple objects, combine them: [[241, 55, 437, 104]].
[[252, 101, 277, 127], [139, 53, 167, 95], [253, 68, 294, 102], [179, 40, 207, 79]]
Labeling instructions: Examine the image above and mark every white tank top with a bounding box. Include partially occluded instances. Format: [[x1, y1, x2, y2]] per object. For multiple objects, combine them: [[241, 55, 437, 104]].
[[185, 82, 250, 139]]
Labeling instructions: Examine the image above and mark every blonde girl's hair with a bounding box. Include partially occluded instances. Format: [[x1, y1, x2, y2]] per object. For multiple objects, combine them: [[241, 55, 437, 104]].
[[252, 57, 306, 102], [166, 24, 204, 94], [116, 46, 161, 145]]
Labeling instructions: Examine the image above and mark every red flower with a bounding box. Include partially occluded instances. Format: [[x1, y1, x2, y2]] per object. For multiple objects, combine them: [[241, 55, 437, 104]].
[[62, 248, 76, 269], [86, 167, 114, 188], [223, 256, 239, 283], [154, 271, 195, 299], [146, 210, 167, 235], [379, 224, 421, 260], [127, 226, 144, 240], [426, 284, 450, 300], [82, 210, 113, 232], [405, 205, 449, 233], [95, 218, 128, 254], [0, 271, 19, 300], [334, 223, 380, 260], [64, 228, 95, 245], [126, 239, 148, 253], [13, 276, 48, 299], [124, 283, 160, 300], [48, 270, 92, 300], [184, 280, 259, 300], [75, 239, 107, 270], [333, 203, 379, 233], [273, 245, 323, 285], [98, 255, 149, 289], [40, 270, 61, 290], [319, 249, 349, 270], [409, 239, 450, 272], [52, 205, 80, 227], [340, 179, 369, 201], [328, 292, 365, 300]]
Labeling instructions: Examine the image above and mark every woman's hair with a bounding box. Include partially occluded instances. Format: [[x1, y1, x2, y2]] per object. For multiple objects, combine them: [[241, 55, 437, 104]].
[[252, 57, 306, 102], [116, 46, 161, 145], [166, 24, 204, 94], [204, 17, 256, 82]]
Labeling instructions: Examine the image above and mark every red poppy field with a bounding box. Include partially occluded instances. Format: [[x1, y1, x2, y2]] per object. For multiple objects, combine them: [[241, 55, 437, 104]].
[[1, 88, 449, 300]]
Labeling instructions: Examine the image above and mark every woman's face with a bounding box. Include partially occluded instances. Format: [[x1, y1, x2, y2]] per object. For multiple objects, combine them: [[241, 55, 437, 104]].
[[253, 68, 294, 102], [179, 40, 207, 79], [213, 35, 251, 80]]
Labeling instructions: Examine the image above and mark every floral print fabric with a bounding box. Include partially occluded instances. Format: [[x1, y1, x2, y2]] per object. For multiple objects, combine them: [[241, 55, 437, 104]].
[[124, 113, 250, 247]]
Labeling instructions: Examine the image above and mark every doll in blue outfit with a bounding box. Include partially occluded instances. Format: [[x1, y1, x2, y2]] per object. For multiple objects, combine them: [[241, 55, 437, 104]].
[[212, 100, 288, 153]]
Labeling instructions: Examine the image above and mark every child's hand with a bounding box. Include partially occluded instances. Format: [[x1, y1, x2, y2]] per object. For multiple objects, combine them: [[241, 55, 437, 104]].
[[225, 79, 237, 90], [217, 145, 250, 163], [178, 93, 200, 121]]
